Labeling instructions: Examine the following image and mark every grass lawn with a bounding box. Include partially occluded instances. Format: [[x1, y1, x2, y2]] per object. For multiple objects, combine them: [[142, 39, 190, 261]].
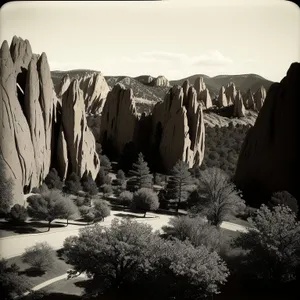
[[7, 249, 71, 288]]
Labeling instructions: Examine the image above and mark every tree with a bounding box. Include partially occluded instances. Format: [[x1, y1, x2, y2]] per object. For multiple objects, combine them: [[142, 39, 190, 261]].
[[60, 197, 79, 226], [165, 160, 193, 213], [189, 167, 245, 226], [21, 242, 55, 272], [44, 168, 63, 190], [63, 219, 229, 299], [127, 153, 153, 192], [233, 204, 300, 283], [96, 168, 111, 187], [131, 188, 159, 217], [27, 189, 71, 231], [0, 258, 30, 300], [0, 157, 13, 215], [118, 191, 133, 207], [154, 173, 163, 186], [81, 172, 98, 196], [8, 204, 28, 224], [101, 184, 113, 198], [64, 172, 82, 195], [100, 155, 112, 174], [162, 215, 221, 251], [93, 200, 111, 221], [116, 169, 126, 186], [269, 191, 298, 215]]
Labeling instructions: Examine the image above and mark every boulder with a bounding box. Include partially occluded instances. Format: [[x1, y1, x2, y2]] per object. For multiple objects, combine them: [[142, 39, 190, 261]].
[[234, 63, 299, 207], [153, 75, 170, 87]]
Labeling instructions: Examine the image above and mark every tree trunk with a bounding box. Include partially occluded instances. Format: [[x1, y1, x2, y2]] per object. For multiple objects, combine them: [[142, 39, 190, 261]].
[[66, 218, 69, 226], [144, 211, 147, 218], [48, 220, 51, 231]]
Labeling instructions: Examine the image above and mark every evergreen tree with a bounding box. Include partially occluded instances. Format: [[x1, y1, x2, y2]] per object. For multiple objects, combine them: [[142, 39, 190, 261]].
[[126, 153, 153, 192], [166, 160, 193, 213], [44, 168, 63, 190]]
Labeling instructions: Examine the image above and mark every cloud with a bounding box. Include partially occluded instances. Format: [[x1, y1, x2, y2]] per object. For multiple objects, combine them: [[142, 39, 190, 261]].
[[121, 50, 233, 67]]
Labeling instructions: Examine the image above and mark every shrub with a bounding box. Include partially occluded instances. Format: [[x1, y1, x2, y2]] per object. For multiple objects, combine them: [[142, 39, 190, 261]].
[[96, 169, 112, 186], [131, 188, 159, 217], [101, 184, 113, 197], [75, 196, 91, 207], [31, 183, 49, 194], [21, 242, 55, 272], [93, 200, 111, 221], [44, 168, 63, 190], [79, 205, 95, 222], [64, 172, 82, 195], [162, 216, 221, 251], [116, 169, 126, 186], [8, 204, 28, 223], [118, 191, 133, 207], [269, 191, 298, 215], [100, 155, 112, 174]]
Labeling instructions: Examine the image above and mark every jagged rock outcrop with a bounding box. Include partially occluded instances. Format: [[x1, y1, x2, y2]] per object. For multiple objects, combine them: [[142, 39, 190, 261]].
[[217, 86, 227, 107], [182, 80, 190, 106], [243, 88, 255, 110], [0, 36, 101, 205], [233, 90, 246, 117], [153, 75, 170, 87], [193, 77, 212, 109], [152, 85, 205, 171], [57, 74, 71, 98], [62, 79, 100, 179], [234, 63, 299, 207], [100, 84, 139, 155], [225, 82, 236, 106], [9, 36, 33, 74], [135, 75, 154, 85], [254, 86, 266, 112], [55, 72, 109, 115]]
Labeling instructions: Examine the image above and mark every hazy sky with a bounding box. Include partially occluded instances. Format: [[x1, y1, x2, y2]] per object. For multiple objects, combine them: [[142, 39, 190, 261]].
[[0, 0, 299, 82]]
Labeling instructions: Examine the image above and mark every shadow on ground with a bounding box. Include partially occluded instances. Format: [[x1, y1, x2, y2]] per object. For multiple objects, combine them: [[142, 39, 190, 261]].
[[19, 267, 46, 277], [114, 213, 157, 219]]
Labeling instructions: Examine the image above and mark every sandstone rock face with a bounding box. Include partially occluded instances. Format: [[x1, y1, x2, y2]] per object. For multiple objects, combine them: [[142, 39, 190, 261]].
[[55, 72, 109, 115], [234, 63, 299, 207], [225, 82, 236, 106], [152, 85, 205, 171], [62, 79, 100, 179], [1, 37, 101, 205], [243, 89, 255, 110], [217, 86, 227, 107], [100, 84, 139, 155], [9, 36, 32, 74], [233, 91, 246, 117], [0, 40, 37, 203], [57, 127, 69, 181], [254, 86, 266, 111], [182, 80, 190, 106], [193, 77, 212, 109], [153, 75, 170, 87]]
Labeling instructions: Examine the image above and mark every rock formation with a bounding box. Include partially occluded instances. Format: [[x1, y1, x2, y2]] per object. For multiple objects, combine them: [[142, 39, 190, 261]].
[[233, 90, 246, 117], [153, 75, 170, 87], [193, 77, 212, 109], [243, 88, 255, 110], [55, 72, 109, 115], [61, 79, 100, 179], [152, 85, 205, 171], [234, 63, 299, 207], [217, 86, 228, 107], [254, 86, 266, 112], [225, 82, 237, 106], [100, 84, 139, 155], [0, 36, 100, 205], [182, 80, 190, 106]]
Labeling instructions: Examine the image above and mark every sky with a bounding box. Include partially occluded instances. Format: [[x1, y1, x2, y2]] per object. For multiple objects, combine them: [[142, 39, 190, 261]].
[[0, 0, 299, 82]]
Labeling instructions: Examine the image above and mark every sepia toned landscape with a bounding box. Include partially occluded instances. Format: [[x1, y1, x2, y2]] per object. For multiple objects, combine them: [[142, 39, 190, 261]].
[[0, 1, 300, 300]]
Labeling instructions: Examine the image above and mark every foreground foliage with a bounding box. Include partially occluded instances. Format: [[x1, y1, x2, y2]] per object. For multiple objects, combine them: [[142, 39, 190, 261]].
[[233, 204, 300, 283], [188, 167, 245, 226], [0, 258, 30, 300], [63, 219, 229, 299]]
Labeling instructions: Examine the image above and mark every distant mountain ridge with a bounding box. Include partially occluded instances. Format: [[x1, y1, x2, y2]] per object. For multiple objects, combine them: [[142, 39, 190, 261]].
[[51, 70, 273, 103]]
